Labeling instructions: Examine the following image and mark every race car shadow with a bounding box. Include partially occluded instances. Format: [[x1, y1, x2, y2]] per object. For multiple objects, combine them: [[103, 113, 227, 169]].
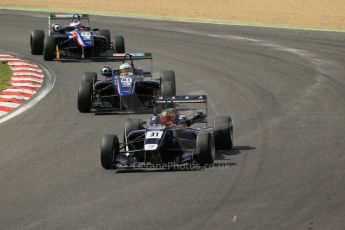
[[59, 59, 122, 63], [59, 59, 100, 63], [211, 162, 237, 167], [113, 146, 255, 174], [114, 163, 236, 173], [215, 145, 256, 160], [115, 168, 205, 174], [94, 110, 154, 115]]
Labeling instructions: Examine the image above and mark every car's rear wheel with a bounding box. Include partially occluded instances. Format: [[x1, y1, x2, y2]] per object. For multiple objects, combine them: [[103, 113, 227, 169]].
[[30, 30, 45, 55], [160, 70, 176, 96], [194, 132, 215, 165], [77, 82, 92, 113], [213, 116, 233, 150], [43, 36, 56, 61], [113, 36, 125, 53], [100, 135, 119, 169]]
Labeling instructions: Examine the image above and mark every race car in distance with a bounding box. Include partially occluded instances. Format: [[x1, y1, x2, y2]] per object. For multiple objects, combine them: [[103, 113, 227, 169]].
[[30, 13, 125, 61], [100, 95, 234, 170], [77, 53, 176, 113]]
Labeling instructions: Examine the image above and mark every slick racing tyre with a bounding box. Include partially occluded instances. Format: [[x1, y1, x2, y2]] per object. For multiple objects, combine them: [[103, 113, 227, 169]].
[[30, 30, 45, 55], [82, 72, 97, 85], [195, 132, 215, 165], [77, 82, 92, 113], [213, 116, 233, 150], [43, 36, 56, 61], [124, 118, 142, 144], [113, 36, 125, 53], [99, 29, 111, 43], [124, 118, 144, 161], [100, 135, 119, 170], [160, 70, 176, 96]]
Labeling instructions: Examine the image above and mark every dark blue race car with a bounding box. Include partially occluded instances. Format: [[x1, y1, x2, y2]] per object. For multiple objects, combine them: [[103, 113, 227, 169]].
[[30, 14, 125, 61], [100, 95, 234, 170], [77, 54, 176, 113]]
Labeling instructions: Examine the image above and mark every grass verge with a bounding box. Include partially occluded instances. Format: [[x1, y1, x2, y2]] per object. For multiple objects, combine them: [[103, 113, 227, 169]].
[[0, 61, 12, 92], [1, 0, 345, 31]]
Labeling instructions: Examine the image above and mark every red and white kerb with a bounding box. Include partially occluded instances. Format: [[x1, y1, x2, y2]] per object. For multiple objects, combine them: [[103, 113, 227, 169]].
[[0, 53, 44, 117]]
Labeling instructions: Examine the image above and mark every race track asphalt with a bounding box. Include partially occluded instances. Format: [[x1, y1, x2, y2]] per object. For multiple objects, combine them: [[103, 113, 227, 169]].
[[0, 9, 345, 230]]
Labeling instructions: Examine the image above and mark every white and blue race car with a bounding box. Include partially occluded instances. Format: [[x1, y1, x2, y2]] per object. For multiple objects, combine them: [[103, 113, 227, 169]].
[[100, 95, 234, 170], [77, 54, 176, 113], [30, 14, 125, 60]]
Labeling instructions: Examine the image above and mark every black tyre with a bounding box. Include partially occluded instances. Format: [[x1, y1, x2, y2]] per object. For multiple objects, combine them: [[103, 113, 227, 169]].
[[194, 132, 215, 165], [77, 82, 92, 113], [113, 36, 125, 53], [30, 30, 45, 55], [160, 70, 176, 96], [213, 116, 233, 150], [100, 135, 119, 169], [124, 118, 141, 143], [99, 29, 111, 43], [43, 36, 56, 61], [82, 72, 97, 84]]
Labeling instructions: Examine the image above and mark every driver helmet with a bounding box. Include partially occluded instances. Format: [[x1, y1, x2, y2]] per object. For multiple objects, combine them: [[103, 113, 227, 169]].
[[118, 63, 133, 76], [70, 20, 81, 27], [159, 110, 176, 127]]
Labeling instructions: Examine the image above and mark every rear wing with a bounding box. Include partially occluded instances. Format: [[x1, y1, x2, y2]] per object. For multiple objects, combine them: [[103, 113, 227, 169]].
[[90, 52, 153, 63], [154, 95, 208, 118], [154, 95, 207, 104], [111, 53, 152, 60], [48, 13, 90, 34], [49, 13, 90, 20]]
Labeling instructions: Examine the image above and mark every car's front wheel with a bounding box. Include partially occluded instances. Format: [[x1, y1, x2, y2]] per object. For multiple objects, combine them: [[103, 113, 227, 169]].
[[82, 72, 97, 92], [100, 135, 119, 169], [194, 132, 215, 165], [77, 82, 92, 113], [124, 118, 142, 143]]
